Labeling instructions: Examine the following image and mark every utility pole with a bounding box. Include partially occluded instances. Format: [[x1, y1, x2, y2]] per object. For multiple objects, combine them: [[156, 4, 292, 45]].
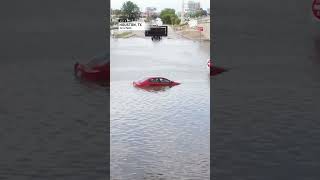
[[181, 0, 185, 23], [199, 27, 201, 43]]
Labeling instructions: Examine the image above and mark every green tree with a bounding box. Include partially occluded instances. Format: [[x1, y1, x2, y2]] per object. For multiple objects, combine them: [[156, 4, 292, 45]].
[[186, 8, 207, 18], [160, 8, 181, 25], [161, 14, 172, 24], [160, 8, 176, 17], [121, 1, 141, 21], [175, 18, 181, 25]]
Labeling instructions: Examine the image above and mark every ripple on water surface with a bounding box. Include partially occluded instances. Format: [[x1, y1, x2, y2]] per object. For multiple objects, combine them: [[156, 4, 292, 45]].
[[111, 37, 210, 179]]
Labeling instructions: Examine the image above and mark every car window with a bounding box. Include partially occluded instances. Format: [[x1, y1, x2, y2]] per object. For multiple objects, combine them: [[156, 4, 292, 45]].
[[160, 78, 170, 83], [149, 78, 157, 82]]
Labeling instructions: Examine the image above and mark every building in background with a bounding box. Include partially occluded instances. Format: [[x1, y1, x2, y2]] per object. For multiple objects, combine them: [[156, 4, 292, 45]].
[[144, 7, 157, 19], [186, 1, 201, 13]]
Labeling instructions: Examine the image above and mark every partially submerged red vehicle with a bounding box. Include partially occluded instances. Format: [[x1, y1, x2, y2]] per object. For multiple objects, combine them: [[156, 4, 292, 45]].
[[312, 0, 320, 20], [208, 59, 227, 76], [133, 77, 180, 87], [74, 52, 109, 85]]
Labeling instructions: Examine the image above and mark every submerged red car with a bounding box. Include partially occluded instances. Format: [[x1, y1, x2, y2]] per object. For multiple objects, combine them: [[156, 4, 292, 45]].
[[74, 52, 110, 84], [312, 0, 320, 20], [133, 77, 180, 87], [208, 59, 227, 76]]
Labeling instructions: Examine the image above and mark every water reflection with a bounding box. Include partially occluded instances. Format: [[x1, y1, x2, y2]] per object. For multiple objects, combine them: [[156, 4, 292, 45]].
[[133, 85, 175, 93], [75, 76, 109, 88]]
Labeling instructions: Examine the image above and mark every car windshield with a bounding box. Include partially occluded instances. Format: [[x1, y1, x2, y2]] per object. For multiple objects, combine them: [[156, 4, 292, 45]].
[[139, 77, 150, 82], [160, 78, 170, 83], [148, 78, 159, 83], [87, 52, 109, 67]]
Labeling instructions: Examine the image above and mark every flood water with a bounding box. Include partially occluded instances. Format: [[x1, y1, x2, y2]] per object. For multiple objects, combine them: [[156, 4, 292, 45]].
[[111, 37, 210, 179], [213, 0, 320, 179]]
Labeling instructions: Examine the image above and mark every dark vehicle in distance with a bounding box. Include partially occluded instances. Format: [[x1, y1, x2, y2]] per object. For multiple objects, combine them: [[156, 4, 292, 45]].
[[145, 26, 168, 41]]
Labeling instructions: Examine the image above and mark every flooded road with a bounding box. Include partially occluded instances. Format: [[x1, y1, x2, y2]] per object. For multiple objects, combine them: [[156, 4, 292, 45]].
[[111, 36, 210, 179], [213, 1, 320, 179]]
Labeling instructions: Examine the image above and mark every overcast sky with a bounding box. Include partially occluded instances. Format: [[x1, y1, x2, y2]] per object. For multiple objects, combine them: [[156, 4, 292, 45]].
[[111, 0, 210, 12]]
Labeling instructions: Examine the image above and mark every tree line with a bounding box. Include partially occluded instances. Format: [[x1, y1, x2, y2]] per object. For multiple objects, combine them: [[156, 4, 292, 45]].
[[112, 1, 208, 25]]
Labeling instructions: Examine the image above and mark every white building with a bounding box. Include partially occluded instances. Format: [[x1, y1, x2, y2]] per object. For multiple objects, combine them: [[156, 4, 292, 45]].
[[186, 1, 201, 12], [145, 7, 157, 18]]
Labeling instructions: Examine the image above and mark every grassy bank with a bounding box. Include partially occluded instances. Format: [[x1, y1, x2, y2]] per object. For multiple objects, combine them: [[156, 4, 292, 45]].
[[112, 31, 135, 38]]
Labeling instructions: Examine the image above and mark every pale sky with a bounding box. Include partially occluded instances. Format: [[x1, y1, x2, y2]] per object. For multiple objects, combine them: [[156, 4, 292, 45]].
[[111, 0, 210, 12]]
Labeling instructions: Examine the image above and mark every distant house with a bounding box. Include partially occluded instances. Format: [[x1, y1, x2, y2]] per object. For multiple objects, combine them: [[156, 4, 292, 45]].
[[145, 7, 158, 20]]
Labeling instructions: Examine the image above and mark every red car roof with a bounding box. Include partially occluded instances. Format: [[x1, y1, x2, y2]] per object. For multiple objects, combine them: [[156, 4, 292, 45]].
[[87, 52, 109, 67]]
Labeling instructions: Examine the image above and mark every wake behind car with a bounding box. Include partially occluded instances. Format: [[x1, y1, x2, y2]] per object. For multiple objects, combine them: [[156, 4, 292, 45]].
[[133, 77, 180, 87]]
